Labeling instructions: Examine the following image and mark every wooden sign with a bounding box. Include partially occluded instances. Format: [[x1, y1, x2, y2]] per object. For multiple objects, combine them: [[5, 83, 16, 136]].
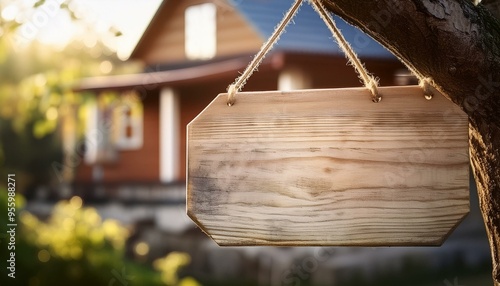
[[187, 86, 469, 246]]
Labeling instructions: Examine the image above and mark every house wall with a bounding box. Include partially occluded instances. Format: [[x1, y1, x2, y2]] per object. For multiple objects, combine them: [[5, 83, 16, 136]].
[[134, 0, 263, 66], [282, 53, 404, 89]]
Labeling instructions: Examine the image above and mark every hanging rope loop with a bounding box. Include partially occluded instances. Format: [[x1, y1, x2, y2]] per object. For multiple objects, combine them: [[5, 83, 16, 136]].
[[227, 0, 305, 106], [309, 0, 381, 102], [227, 0, 382, 105]]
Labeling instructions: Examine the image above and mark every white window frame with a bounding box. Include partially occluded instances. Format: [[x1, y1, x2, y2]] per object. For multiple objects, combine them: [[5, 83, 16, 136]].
[[84, 97, 119, 165], [185, 3, 217, 60], [114, 95, 143, 151]]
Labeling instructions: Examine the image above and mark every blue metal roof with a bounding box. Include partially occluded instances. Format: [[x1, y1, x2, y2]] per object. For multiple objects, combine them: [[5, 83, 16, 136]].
[[230, 0, 394, 58]]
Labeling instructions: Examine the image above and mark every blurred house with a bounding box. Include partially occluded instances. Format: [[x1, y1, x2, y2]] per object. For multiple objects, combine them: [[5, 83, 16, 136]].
[[73, 0, 403, 200]]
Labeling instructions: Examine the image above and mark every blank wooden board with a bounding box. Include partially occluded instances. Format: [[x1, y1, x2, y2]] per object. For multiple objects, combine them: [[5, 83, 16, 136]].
[[187, 86, 469, 246]]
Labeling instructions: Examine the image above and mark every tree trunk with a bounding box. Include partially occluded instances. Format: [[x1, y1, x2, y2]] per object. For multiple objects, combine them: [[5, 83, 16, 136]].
[[322, 0, 500, 284]]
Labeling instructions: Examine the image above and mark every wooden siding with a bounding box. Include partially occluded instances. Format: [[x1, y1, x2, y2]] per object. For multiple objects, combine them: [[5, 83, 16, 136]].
[[135, 0, 263, 65]]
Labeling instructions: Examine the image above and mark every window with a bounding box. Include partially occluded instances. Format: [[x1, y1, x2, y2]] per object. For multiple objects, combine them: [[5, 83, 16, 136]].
[[113, 93, 143, 150], [83, 93, 143, 165], [84, 95, 118, 165], [185, 3, 216, 60]]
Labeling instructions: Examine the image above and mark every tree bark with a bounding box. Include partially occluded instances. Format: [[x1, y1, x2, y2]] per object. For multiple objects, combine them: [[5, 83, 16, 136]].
[[322, 0, 500, 284]]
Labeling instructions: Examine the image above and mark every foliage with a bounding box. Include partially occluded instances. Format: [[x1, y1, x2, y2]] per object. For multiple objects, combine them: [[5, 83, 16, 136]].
[[0, 190, 201, 286], [154, 253, 202, 286], [0, 0, 141, 187], [0, 116, 63, 192], [0, 2, 201, 285], [0, 32, 126, 137]]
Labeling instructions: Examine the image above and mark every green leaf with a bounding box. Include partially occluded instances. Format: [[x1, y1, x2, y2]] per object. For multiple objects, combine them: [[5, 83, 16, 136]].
[[33, 119, 56, 138], [33, 0, 46, 8], [69, 11, 78, 20], [8, 22, 22, 32], [109, 26, 123, 37]]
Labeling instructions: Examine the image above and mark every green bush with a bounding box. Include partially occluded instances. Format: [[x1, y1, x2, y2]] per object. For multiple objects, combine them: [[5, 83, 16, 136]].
[[0, 190, 200, 286]]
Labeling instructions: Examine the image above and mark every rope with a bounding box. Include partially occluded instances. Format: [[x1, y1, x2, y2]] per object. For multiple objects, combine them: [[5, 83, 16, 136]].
[[309, 0, 381, 102], [227, 0, 304, 106], [226, 0, 382, 105]]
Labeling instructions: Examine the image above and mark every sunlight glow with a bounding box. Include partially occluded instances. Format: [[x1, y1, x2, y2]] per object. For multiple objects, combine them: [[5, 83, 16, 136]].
[[34, 74, 47, 87], [38, 249, 51, 263], [46, 107, 58, 121], [69, 196, 82, 209], [99, 60, 113, 74], [7, 0, 161, 59], [135, 242, 150, 256], [1, 5, 18, 21]]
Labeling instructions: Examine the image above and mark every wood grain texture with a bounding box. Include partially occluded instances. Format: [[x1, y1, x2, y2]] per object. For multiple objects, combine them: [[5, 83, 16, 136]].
[[187, 86, 470, 246]]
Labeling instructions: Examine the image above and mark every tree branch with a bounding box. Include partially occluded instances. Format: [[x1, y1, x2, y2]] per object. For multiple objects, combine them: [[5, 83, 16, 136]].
[[322, 0, 500, 284], [483, 0, 500, 19]]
